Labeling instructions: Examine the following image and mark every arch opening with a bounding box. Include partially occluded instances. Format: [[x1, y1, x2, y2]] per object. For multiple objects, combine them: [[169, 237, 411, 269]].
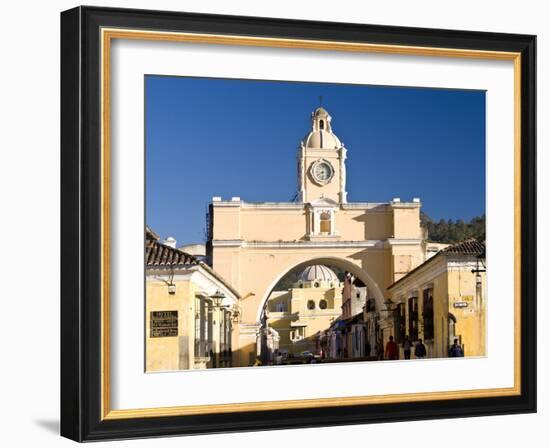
[[256, 256, 386, 324]]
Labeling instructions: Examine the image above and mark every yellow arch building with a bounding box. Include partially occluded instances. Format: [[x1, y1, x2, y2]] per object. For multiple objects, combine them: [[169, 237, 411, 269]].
[[208, 107, 434, 366]]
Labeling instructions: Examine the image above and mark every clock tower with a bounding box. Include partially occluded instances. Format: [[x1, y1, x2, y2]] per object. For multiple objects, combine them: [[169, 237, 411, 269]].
[[209, 104, 426, 367], [297, 107, 347, 204]]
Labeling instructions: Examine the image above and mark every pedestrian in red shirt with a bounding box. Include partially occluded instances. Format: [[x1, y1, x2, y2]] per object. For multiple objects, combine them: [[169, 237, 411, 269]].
[[385, 335, 398, 360]]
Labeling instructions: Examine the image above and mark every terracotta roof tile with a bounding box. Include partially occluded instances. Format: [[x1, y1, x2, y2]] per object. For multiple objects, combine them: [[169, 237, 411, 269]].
[[145, 226, 241, 299], [145, 239, 200, 267], [145, 225, 160, 241], [441, 239, 485, 256]]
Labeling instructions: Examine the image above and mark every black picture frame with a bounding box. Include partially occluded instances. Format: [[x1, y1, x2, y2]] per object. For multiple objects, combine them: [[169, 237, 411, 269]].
[[61, 5, 536, 442]]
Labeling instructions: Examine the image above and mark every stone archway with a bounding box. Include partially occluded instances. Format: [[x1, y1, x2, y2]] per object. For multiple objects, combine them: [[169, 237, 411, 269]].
[[255, 256, 386, 324]]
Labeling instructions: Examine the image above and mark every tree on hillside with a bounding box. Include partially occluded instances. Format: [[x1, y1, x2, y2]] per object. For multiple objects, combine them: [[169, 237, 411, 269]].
[[421, 212, 485, 243]]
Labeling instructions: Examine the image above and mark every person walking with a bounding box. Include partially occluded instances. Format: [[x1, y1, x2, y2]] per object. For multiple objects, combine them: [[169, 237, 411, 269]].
[[449, 338, 464, 357], [414, 338, 427, 359], [403, 335, 412, 360], [384, 335, 398, 360]]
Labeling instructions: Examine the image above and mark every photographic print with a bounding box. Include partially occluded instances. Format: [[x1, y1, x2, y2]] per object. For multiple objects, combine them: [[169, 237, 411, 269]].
[[144, 76, 486, 372], [61, 8, 536, 440]]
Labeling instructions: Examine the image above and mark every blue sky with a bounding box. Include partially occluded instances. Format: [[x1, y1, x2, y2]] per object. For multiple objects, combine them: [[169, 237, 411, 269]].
[[146, 76, 485, 245]]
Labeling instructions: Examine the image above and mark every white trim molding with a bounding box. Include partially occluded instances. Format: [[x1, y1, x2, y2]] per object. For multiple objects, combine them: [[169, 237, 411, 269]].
[[211, 239, 385, 249], [211, 239, 245, 247], [386, 238, 423, 246]]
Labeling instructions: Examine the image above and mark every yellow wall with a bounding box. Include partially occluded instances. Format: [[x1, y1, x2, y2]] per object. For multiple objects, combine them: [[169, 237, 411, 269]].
[[392, 206, 423, 239], [336, 208, 393, 240], [389, 256, 486, 359], [240, 208, 308, 241], [447, 268, 486, 357], [211, 203, 421, 243], [146, 273, 238, 371], [146, 278, 193, 372], [211, 206, 240, 240], [391, 244, 425, 284]]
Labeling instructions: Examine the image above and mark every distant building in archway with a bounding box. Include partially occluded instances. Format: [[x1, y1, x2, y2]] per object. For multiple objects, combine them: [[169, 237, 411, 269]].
[[208, 107, 434, 367], [265, 264, 357, 358]]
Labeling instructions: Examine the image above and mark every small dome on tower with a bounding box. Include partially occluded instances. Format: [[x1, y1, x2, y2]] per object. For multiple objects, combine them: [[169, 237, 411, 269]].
[[303, 131, 341, 149], [314, 107, 329, 117], [302, 107, 342, 149], [298, 265, 339, 282]]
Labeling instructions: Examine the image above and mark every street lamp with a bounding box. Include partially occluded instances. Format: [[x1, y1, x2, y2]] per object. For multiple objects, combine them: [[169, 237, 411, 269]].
[[210, 290, 226, 308], [155, 267, 176, 295], [208, 290, 228, 368]]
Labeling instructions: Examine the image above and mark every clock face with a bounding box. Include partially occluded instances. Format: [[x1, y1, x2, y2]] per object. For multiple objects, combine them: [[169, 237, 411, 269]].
[[315, 163, 331, 180], [310, 160, 334, 184]]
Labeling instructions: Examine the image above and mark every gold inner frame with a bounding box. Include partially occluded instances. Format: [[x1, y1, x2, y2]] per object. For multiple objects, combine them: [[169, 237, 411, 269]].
[[100, 27, 522, 420]]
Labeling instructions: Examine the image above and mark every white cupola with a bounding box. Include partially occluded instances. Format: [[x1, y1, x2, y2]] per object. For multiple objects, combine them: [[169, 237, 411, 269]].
[[302, 107, 343, 149]]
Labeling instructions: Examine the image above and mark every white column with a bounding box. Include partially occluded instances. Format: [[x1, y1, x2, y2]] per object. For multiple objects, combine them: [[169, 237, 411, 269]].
[[339, 147, 347, 204], [298, 146, 306, 202], [313, 210, 320, 235]]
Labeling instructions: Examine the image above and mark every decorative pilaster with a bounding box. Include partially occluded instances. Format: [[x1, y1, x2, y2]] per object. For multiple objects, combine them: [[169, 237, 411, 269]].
[[339, 147, 348, 204], [297, 145, 306, 202], [313, 210, 320, 234]]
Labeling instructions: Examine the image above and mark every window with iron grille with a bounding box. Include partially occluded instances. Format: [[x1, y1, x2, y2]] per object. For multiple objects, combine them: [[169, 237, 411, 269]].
[[423, 288, 434, 340], [194, 296, 207, 358], [408, 297, 419, 341], [218, 309, 232, 366], [206, 300, 213, 358], [397, 302, 406, 344]]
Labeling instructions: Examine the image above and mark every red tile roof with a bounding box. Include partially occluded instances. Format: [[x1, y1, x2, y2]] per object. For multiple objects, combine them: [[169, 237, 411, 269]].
[[145, 226, 241, 299], [441, 239, 485, 256], [145, 238, 200, 267], [145, 225, 160, 242]]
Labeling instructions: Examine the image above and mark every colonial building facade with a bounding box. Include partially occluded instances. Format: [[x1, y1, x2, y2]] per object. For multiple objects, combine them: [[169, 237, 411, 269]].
[[145, 227, 240, 371], [387, 239, 486, 358], [208, 107, 438, 367]]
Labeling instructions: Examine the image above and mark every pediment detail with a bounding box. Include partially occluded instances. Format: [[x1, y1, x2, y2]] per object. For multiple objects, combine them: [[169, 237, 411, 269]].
[[309, 197, 339, 208]]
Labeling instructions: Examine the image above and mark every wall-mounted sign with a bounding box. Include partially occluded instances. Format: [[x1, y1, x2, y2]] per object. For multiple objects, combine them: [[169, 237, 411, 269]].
[[454, 302, 469, 308], [150, 310, 178, 337]]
